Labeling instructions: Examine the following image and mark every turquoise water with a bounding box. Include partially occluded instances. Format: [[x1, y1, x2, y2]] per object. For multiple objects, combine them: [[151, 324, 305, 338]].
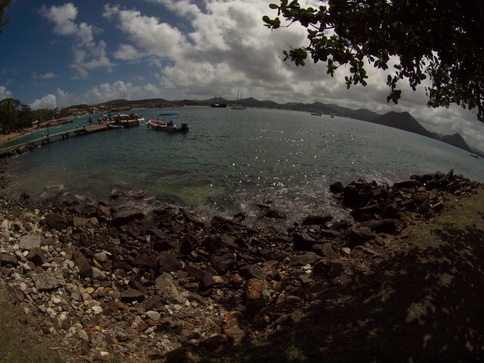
[[3, 107, 483, 223]]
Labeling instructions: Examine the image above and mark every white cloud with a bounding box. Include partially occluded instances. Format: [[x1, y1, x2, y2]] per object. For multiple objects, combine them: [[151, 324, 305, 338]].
[[103, 5, 187, 63], [145, 0, 201, 18], [0, 86, 12, 100], [44, 81, 163, 108], [30, 94, 57, 109], [41, 3, 115, 78], [32, 72, 57, 80], [28, 0, 481, 148]]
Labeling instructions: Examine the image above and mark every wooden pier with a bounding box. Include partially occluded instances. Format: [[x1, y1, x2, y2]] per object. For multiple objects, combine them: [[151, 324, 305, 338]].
[[0, 123, 113, 157]]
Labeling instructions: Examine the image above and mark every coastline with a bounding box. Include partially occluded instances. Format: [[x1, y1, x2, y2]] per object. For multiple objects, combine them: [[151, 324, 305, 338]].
[[0, 153, 482, 361], [0, 128, 34, 146]]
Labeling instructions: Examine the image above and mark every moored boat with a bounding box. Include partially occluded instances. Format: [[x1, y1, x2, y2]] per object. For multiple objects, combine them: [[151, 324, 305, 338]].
[[147, 113, 189, 133]]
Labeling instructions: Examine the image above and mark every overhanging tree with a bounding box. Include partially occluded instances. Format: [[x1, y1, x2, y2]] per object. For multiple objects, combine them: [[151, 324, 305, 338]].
[[0, 0, 12, 33], [263, 0, 484, 121]]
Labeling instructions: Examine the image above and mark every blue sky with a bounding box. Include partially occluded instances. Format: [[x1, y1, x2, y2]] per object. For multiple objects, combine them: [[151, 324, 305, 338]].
[[0, 0, 482, 149]]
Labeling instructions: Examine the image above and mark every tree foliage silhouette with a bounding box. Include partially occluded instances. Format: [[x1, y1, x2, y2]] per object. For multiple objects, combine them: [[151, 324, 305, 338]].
[[264, 0, 484, 121]]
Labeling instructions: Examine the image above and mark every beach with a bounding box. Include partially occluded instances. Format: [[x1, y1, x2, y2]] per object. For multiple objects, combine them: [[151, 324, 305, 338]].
[[0, 154, 482, 361]]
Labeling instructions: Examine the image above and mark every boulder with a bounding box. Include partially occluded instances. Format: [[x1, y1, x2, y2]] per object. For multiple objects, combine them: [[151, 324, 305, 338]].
[[329, 181, 344, 193], [155, 273, 183, 304], [293, 232, 317, 251], [347, 227, 375, 248], [26, 247, 48, 266], [158, 251, 183, 273], [301, 214, 333, 226], [111, 208, 145, 227], [19, 233, 41, 250], [31, 271, 66, 290], [74, 251, 93, 279], [44, 213, 69, 230], [0, 253, 18, 266]]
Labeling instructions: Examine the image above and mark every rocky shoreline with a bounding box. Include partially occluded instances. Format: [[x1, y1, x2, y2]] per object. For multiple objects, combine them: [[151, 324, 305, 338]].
[[0, 164, 481, 361]]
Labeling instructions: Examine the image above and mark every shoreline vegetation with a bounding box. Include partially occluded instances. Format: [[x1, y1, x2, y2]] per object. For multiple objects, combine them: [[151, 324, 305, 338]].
[[0, 147, 483, 361]]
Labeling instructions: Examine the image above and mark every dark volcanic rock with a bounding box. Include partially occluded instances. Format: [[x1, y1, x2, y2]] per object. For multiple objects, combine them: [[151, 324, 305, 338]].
[[44, 213, 69, 230], [112, 207, 145, 227], [120, 288, 145, 303], [74, 251, 93, 278], [301, 214, 332, 225], [329, 181, 344, 193], [26, 247, 48, 266], [359, 219, 401, 235], [158, 251, 183, 273], [293, 232, 318, 251], [347, 226, 376, 248], [0, 253, 18, 266]]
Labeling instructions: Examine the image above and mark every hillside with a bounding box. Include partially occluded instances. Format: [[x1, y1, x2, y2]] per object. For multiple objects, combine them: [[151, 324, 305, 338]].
[[371, 111, 433, 138], [438, 133, 473, 152]]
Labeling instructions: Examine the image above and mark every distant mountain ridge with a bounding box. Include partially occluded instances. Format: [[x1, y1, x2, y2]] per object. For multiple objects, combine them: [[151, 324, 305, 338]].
[[92, 97, 477, 153]]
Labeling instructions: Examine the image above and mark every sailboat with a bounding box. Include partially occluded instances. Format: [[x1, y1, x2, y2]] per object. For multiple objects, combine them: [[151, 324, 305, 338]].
[[231, 90, 246, 110], [470, 140, 480, 159], [210, 96, 227, 108]]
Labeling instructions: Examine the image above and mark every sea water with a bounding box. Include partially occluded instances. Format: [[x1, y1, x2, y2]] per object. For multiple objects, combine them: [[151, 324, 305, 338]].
[[3, 107, 483, 225]]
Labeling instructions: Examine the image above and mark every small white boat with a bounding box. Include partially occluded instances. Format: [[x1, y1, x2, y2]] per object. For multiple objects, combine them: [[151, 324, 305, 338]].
[[108, 124, 123, 129], [147, 113, 189, 133]]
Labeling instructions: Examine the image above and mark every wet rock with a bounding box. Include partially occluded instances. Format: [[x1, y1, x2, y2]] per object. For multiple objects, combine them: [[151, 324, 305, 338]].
[[293, 232, 317, 251], [210, 215, 240, 228], [329, 181, 344, 193], [180, 208, 207, 227], [393, 180, 420, 190], [111, 208, 145, 227], [351, 204, 382, 221], [319, 228, 343, 239], [259, 208, 287, 219], [301, 214, 332, 226], [342, 181, 372, 208]]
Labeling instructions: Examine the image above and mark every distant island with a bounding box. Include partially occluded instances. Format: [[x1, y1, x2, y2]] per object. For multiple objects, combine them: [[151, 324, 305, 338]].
[[70, 97, 481, 157]]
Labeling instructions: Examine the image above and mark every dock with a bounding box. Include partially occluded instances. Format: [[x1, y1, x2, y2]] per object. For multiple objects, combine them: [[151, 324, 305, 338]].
[[0, 123, 115, 157]]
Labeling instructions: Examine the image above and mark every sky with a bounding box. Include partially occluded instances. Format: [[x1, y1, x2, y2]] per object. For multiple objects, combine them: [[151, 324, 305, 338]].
[[0, 0, 483, 150]]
